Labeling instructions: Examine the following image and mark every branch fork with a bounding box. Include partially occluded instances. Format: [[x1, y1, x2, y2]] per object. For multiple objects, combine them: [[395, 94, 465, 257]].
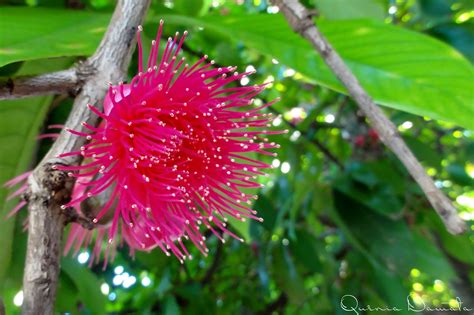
[[19, 1, 151, 314]]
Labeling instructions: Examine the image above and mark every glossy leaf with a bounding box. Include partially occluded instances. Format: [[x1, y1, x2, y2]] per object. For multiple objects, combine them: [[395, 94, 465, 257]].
[[0, 7, 110, 67], [273, 244, 306, 304], [315, 0, 386, 21], [335, 161, 406, 216], [61, 258, 106, 314], [403, 136, 442, 169], [227, 216, 250, 242], [173, 0, 211, 17], [0, 96, 51, 286], [332, 191, 455, 280], [164, 14, 474, 129], [369, 264, 412, 315], [289, 228, 323, 273], [163, 295, 181, 315], [446, 163, 474, 186]]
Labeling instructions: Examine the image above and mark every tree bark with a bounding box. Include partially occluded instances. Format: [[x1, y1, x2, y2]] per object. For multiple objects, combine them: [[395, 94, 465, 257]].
[[272, 0, 466, 235], [0, 69, 79, 100], [21, 1, 151, 314]]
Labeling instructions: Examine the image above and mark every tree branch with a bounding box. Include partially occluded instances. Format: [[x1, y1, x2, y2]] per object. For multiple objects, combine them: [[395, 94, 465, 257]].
[[0, 69, 81, 100], [272, 0, 465, 235], [21, 1, 150, 314]]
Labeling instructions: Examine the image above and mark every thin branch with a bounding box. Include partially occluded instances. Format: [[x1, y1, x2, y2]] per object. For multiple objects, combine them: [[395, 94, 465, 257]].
[[61, 206, 94, 230], [21, 1, 151, 314], [272, 0, 465, 235], [0, 31, 200, 101], [0, 69, 81, 100]]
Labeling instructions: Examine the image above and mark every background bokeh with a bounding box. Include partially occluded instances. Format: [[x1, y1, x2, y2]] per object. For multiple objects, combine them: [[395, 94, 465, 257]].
[[0, 0, 473, 314]]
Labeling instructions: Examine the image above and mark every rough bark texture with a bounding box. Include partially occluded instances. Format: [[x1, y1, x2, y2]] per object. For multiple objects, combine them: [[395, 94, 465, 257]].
[[272, 0, 465, 235], [21, 1, 151, 314], [0, 69, 80, 100]]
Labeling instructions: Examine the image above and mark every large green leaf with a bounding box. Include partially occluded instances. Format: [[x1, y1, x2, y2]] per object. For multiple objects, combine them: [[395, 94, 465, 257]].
[[61, 258, 106, 314], [332, 191, 455, 280], [272, 244, 306, 304], [368, 264, 412, 315], [0, 7, 110, 67], [163, 14, 474, 130], [315, 0, 386, 21], [0, 96, 51, 287]]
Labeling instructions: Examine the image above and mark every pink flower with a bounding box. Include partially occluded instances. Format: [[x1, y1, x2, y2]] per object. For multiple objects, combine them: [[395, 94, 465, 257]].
[[3, 171, 31, 217], [9, 22, 283, 264]]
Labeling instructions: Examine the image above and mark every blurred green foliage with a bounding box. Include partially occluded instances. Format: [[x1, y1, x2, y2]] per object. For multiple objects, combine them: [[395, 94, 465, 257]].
[[0, 0, 473, 314]]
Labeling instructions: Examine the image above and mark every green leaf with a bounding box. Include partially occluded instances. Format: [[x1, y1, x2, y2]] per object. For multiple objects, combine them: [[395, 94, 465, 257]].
[[61, 258, 106, 315], [315, 0, 386, 21], [289, 228, 323, 273], [440, 232, 474, 265], [334, 162, 405, 216], [173, 0, 211, 17], [332, 191, 455, 280], [403, 136, 442, 169], [227, 216, 250, 242], [56, 271, 80, 314], [272, 244, 306, 304], [163, 295, 180, 315], [429, 212, 474, 265], [252, 194, 278, 232], [15, 57, 75, 76], [446, 163, 474, 186], [156, 267, 173, 297], [163, 14, 474, 129], [368, 264, 412, 315], [0, 7, 110, 67], [0, 96, 51, 287], [428, 22, 474, 63]]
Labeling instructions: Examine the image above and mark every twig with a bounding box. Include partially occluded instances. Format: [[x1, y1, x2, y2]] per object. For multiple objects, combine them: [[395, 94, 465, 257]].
[[0, 34, 192, 101], [21, 1, 150, 314], [0, 297, 4, 315], [272, 0, 465, 235], [0, 69, 81, 100], [61, 206, 94, 230]]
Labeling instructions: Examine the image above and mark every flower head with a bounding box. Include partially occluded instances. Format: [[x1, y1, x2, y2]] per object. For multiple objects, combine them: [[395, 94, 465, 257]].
[[57, 22, 282, 262]]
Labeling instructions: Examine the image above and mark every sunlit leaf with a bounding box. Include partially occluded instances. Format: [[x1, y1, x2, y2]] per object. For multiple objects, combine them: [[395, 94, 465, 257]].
[[0, 7, 110, 67], [61, 258, 106, 314], [164, 14, 474, 129], [0, 96, 51, 287]]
